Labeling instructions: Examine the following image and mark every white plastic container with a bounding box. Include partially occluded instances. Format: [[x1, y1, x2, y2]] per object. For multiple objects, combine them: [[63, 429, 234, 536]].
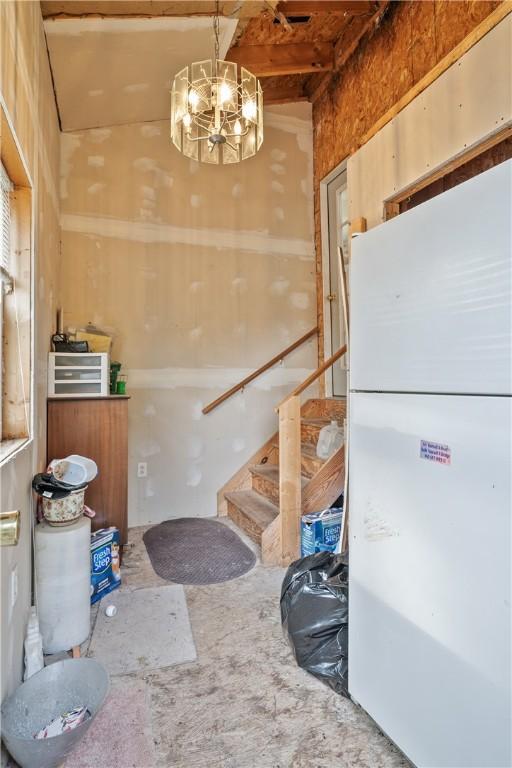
[[49, 454, 98, 485], [35, 517, 91, 654], [23, 607, 44, 681], [316, 420, 344, 459]]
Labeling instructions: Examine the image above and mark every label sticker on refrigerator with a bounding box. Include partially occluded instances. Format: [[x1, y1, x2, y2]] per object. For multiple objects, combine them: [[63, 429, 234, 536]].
[[420, 440, 451, 465]]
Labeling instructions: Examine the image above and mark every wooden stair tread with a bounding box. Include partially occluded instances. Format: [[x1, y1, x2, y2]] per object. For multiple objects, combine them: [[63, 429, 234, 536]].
[[249, 463, 308, 487], [300, 442, 323, 459], [225, 489, 279, 529], [270, 439, 324, 455], [222, 396, 347, 558]]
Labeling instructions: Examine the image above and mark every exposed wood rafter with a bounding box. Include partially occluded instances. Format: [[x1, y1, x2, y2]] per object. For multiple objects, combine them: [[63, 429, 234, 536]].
[[276, 1, 376, 16], [227, 41, 333, 77], [306, 0, 390, 103], [263, 83, 309, 104]]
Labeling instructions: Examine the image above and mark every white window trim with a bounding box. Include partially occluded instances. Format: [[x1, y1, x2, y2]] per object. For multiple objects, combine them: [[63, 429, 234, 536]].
[[0, 97, 34, 466]]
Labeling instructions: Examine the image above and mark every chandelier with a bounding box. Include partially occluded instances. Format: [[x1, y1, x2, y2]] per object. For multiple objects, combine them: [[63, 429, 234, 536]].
[[170, 9, 263, 165]]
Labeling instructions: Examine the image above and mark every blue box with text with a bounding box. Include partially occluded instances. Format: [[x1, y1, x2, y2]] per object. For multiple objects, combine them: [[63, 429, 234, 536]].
[[91, 527, 121, 604], [301, 507, 344, 557]]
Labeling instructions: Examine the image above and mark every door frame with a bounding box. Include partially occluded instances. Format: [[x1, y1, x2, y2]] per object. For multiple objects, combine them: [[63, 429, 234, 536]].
[[319, 157, 348, 397]]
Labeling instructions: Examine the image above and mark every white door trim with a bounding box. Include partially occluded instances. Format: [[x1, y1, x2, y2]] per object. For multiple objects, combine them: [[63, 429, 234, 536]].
[[319, 158, 348, 397]]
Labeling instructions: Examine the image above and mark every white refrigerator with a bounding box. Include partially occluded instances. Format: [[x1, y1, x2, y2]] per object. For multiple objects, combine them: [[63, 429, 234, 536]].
[[348, 161, 511, 768]]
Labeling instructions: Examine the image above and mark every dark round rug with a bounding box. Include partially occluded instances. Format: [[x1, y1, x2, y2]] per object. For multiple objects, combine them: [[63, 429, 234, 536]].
[[143, 518, 256, 585]]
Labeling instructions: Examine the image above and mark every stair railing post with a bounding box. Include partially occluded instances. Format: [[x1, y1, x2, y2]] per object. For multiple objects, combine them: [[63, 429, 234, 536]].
[[278, 395, 302, 566]]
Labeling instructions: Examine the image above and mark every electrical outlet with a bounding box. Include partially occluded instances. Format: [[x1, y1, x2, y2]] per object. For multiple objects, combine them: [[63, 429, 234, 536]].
[[137, 462, 148, 478], [10, 565, 18, 610]]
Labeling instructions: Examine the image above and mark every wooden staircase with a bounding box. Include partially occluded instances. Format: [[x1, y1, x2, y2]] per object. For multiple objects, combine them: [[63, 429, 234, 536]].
[[203, 326, 348, 567], [221, 398, 346, 565]]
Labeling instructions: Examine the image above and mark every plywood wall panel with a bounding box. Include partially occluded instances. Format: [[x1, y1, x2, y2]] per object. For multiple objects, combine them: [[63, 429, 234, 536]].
[[409, 1, 437, 82], [433, 0, 501, 59]]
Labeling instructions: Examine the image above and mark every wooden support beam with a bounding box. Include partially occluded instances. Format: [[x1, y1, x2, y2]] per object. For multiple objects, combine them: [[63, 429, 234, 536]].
[[302, 445, 345, 516], [349, 216, 367, 237], [276, 1, 376, 15], [262, 82, 309, 104], [307, 0, 390, 102], [278, 395, 302, 565], [261, 514, 282, 566], [383, 123, 512, 219], [227, 42, 333, 77]]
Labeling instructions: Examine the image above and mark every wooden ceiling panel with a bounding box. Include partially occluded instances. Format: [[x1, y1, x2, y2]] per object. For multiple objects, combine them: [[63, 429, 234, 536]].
[[276, 1, 376, 15], [227, 41, 333, 76], [237, 10, 354, 46], [262, 74, 309, 104]]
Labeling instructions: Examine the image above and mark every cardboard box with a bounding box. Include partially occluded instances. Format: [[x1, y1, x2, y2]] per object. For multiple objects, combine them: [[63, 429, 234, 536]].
[[301, 507, 344, 557], [91, 527, 121, 604]]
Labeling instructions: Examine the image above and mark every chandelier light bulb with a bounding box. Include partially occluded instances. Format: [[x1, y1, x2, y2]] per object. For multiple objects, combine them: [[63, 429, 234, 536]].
[[188, 89, 199, 109], [182, 112, 192, 133], [242, 99, 257, 121], [218, 81, 232, 104]]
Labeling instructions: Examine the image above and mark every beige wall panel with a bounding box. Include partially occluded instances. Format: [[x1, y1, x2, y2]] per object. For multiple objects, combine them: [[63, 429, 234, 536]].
[[348, 15, 512, 229], [60, 105, 315, 525], [1, 1, 61, 700]]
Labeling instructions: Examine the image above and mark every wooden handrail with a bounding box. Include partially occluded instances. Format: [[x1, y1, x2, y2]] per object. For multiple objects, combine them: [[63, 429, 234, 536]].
[[275, 344, 347, 411], [202, 326, 318, 415]]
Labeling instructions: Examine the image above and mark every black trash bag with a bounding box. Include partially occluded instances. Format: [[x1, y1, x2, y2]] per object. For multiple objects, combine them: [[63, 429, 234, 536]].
[[280, 551, 349, 696]]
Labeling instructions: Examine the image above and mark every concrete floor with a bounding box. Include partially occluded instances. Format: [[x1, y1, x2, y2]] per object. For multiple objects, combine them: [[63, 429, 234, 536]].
[[65, 520, 409, 768]]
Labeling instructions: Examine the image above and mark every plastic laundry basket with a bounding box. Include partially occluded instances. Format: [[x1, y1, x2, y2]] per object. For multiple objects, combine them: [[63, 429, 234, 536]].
[[1, 658, 109, 768]]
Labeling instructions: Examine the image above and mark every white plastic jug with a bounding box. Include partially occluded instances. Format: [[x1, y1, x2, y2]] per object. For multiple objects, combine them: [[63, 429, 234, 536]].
[[316, 420, 344, 459], [24, 607, 43, 681]]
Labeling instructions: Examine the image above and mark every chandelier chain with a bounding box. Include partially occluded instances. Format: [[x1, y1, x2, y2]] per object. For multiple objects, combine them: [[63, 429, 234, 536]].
[[214, 0, 220, 62]]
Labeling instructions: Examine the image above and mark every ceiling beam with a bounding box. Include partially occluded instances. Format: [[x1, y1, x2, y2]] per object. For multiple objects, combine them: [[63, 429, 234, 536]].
[[262, 82, 309, 105], [227, 42, 333, 77], [276, 1, 376, 15], [40, 1, 274, 20], [306, 0, 390, 102]]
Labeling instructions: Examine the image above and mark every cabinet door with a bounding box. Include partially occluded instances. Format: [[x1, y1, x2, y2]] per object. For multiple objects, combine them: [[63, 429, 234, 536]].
[[47, 399, 128, 543]]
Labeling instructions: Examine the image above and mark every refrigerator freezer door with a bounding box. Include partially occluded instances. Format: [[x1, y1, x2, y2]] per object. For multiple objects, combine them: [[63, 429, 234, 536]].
[[349, 392, 511, 768], [350, 161, 512, 395]]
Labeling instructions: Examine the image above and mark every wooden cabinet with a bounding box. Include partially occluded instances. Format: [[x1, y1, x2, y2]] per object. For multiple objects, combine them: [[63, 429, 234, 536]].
[[47, 396, 129, 543]]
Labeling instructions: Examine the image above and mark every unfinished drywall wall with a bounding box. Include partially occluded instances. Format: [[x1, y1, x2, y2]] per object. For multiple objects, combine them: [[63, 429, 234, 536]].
[[312, 0, 504, 366], [60, 103, 315, 526], [0, 1, 61, 700]]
